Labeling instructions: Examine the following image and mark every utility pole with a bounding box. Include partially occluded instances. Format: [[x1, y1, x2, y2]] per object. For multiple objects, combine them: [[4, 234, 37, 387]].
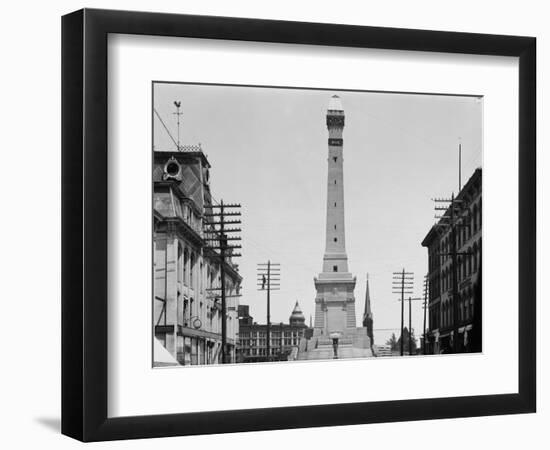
[[406, 295, 423, 355], [408, 296, 412, 355], [392, 269, 414, 356], [257, 261, 280, 362], [422, 275, 429, 354], [203, 200, 242, 364], [458, 138, 462, 192], [433, 194, 471, 353]]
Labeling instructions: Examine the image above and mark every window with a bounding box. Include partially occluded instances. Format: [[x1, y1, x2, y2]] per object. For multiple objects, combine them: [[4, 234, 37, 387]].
[[199, 262, 203, 292], [334, 237, 337, 242], [190, 253, 195, 288], [478, 200, 482, 228], [334, 180, 337, 184], [183, 299, 189, 324], [177, 243, 183, 284], [183, 249, 189, 286], [334, 202, 337, 207], [333, 156, 337, 162], [333, 265, 338, 272]]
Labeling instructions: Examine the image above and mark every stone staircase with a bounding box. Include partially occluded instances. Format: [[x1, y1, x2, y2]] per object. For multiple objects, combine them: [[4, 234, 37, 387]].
[[297, 333, 373, 360]]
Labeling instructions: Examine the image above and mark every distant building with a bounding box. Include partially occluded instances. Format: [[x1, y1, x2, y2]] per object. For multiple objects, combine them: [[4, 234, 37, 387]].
[[153, 147, 242, 366], [421, 168, 482, 354], [237, 302, 310, 362]]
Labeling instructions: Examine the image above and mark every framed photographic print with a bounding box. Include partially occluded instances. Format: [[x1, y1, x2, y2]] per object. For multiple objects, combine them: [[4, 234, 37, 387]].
[[61, 8, 536, 442]]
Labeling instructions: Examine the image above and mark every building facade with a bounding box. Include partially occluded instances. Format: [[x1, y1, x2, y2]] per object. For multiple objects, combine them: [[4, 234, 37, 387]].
[[237, 303, 309, 362], [153, 147, 242, 366], [422, 168, 482, 354]]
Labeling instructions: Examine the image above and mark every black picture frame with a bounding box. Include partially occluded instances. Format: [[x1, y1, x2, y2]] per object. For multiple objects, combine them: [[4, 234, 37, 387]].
[[61, 8, 536, 442]]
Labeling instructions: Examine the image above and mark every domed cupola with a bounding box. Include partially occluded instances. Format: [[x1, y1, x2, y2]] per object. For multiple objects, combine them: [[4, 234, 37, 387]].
[[289, 301, 306, 326]]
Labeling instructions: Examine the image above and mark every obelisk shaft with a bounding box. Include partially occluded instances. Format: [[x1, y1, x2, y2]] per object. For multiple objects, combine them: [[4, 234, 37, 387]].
[[322, 109, 349, 274]]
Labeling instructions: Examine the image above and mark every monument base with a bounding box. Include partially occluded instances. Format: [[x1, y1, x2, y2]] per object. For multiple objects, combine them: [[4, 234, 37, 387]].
[[296, 327, 373, 360]]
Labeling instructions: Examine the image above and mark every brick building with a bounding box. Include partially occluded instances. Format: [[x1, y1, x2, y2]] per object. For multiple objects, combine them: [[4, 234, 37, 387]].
[[421, 168, 482, 354], [237, 302, 310, 363]]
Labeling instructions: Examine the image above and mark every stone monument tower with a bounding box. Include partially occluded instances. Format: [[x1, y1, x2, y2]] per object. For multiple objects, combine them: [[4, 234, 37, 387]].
[[313, 95, 358, 335], [299, 95, 372, 360]]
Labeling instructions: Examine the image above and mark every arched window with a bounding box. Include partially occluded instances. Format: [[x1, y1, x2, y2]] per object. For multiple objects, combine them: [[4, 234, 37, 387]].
[[473, 204, 478, 232]]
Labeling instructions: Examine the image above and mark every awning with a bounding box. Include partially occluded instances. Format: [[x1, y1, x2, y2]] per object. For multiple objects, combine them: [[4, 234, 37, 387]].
[[154, 337, 179, 367]]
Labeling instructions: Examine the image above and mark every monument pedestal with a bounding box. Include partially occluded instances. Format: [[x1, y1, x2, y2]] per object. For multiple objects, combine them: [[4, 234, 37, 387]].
[[297, 328, 372, 360]]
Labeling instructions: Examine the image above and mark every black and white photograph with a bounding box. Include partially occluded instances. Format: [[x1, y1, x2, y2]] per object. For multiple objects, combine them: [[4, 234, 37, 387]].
[[152, 82, 483, 367], [0, 0, 543, 446]]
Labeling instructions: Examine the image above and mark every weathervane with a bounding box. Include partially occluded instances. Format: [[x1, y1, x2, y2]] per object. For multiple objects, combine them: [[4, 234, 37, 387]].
[[173, 101, 182, 151]]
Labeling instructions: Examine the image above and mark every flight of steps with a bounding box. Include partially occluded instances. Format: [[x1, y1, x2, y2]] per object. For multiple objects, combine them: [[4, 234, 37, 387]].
[[297, 334, 373, 360]]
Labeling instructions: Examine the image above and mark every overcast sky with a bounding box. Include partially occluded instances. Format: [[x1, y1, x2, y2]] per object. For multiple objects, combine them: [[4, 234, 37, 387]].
[[153, 82, 482, 346]]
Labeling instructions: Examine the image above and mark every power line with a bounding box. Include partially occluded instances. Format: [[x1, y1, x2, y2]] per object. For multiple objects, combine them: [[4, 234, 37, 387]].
[[153, 107, 179, 150], [203, 200, 242, 364], [392, 269, 415, 356], [257, 260, 281, 362]]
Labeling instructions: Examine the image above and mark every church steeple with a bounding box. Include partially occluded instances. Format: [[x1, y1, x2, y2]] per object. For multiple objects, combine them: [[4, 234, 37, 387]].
[[363, 274, 372, 320], [362, 274, 374, 346]]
